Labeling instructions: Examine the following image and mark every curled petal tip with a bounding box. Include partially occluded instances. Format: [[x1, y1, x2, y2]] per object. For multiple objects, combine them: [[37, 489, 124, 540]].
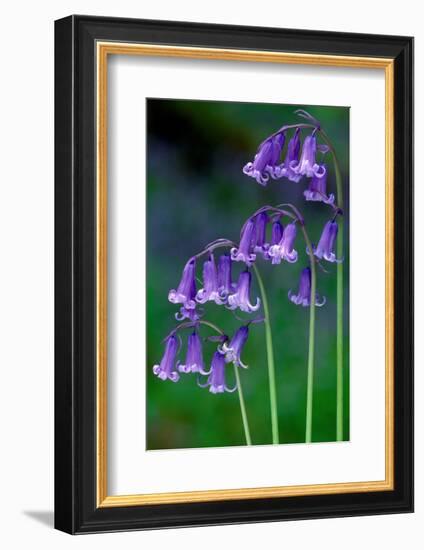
[[315, 295, 326, 307]]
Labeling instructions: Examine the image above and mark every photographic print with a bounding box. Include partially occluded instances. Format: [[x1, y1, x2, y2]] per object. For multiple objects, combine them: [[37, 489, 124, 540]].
[[147, 99, 349, 450], [55, 18, 413, 533]]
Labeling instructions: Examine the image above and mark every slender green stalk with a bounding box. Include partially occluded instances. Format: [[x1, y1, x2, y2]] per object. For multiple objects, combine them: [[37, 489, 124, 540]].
[[234, 365, 252, 445], [320, 130, 345, 442], [331, 149, 344, 442], [252, 264, 279, 444], [198, 319, 253, 445], [301, 229, 317, 443], [336, 224, 344, 441]]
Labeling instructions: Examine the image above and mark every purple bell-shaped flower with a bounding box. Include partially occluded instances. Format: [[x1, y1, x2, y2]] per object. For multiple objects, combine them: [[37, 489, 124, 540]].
[[231, 218, 256, 266], [196, 254, 225, 305], [288, 267, 326, 307], [267, 223, 298, 264], [178, 331, 209, 374], [314, 221, 342, 263], [152, 334, 180, 382], [198, 351, 236, 394], [253, 212, 269, 255], [217, 254, 236, 302], [227, 270, 260, 313], [243, 133, 285, 185], [274, 128, 302, 182], [303, 167, 335, 204], [292, 134, 326, 179], [168, 258, 197, 309], [219, 325, 249, 368]]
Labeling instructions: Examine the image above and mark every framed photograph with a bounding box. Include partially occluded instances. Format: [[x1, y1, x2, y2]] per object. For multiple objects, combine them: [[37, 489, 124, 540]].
[[54, 15, 413, 533]]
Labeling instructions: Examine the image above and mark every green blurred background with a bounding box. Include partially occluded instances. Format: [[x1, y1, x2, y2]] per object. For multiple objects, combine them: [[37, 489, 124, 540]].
[[146, 99, 349, 449]]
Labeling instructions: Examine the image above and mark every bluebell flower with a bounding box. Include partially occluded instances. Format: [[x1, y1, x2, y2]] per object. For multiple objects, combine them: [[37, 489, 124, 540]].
[[220, 325, 249, 368], [314, 221, 342, 263], [168, 258, 197, 310], [198, 351, 236, 394], [267, 222, 298, 264], [274, 128, 302, 182], [303, 167, 335, 204], [288, 267, 326, 307], [231, 218, 256, 265], [263, 219, 283, 261], [227, 270, 260, 313], [178, 331, 209, 374], [253, 212, 269, 255], [175, 304, 201, 322], [152, 334, 180, 382], [243, 133, 285, 185], [217, 254, 236, 301], [196, 254, 225, 305], [292, 134, 326, 179], [270, 220, 283, 246]]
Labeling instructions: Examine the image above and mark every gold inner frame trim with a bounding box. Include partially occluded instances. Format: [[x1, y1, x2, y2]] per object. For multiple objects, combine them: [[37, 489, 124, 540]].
[[96, 42, 395, 508]]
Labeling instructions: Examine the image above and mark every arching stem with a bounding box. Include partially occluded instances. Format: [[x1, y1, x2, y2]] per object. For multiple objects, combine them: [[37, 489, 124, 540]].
[[319, 129, 345, 442], [252, 264, 279, 444]]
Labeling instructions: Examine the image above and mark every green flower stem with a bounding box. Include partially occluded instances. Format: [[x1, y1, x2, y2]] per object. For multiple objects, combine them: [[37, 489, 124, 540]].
[[336, 224, 344, 441], [301, 228, 317, 443], [234, 365, 252, 445], [319, 130, 345, 442], [252, 264, 279, 444], [334, 156, 344, 442], [197, 320, 226, 335]]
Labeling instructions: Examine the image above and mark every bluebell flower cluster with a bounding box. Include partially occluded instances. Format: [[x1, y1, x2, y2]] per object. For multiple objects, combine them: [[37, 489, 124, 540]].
[[153, 112, 344, 398], [154, 242, 259, 391], [153, 324, 250, 394], [243, 127, 328, 186]]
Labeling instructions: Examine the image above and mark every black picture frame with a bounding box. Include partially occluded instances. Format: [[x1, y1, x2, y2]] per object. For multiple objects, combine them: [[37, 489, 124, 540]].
[[55, 14, 414, 534]]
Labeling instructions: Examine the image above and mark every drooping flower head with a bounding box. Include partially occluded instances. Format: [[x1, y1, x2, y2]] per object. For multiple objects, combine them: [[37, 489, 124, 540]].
[[275, 128, 302, 182], [243, 133, 285, 185], [227, 270, 260, 313], [253, 212, 269, 255], [314, 220, 342, 263], [220, 325, 249, 368], [231, 218, 256, 266], [168, 258, 197, 309], [152, 334, 180, 382], [292, 134, 326, 179], [196, 254, 224, 305], [178, 331, 209, 374], [199, 351, 236, 394], [267, 222, 298, 264], [303, 167, 335, 204], [217, 254, 236, 300], [288, 267, 326, 307]]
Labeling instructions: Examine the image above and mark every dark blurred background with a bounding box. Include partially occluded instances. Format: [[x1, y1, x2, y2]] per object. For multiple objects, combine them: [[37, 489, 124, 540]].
[[146, 98, 349, 450]]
